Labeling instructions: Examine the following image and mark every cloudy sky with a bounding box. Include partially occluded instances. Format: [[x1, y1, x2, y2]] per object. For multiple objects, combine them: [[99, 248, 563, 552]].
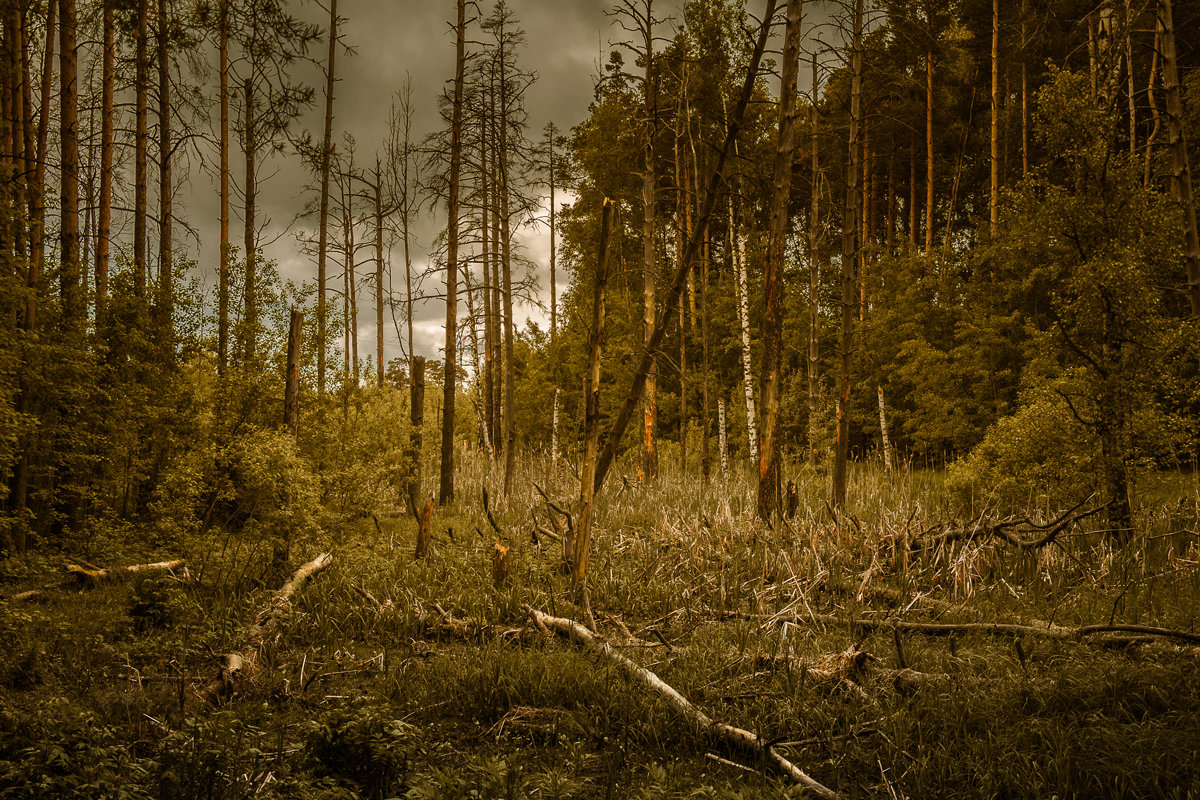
[[174, 0, 822, 371]]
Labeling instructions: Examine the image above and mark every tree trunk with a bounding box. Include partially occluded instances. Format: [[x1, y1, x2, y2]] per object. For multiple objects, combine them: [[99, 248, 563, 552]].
[[374, 163, 384, 386], [571, 199, 613, 585], [96, 0, 113, 320], [497, 38, 517, 498], [641, 0, 658, 482], [134, 0, 148, 294], [757, 0, 803, 521], [1021, 2, 1028, 177], [924, 49, 934, 255], [832, 0, 862, 510], [718, 397, 727, 476], [407, 355, 425, 513], [317, 0, 337, 395], [439, 0, 465, 505], [989, 0, 999, 234], [808, 57, 821, 466], [285, 309, 302, 436], [58, 0, 81, 328], [480, 118, 495, 458], [157, 0, 172, 333], [700, 224, 711, 482], [548, 124, 557, 342], [877, 385, 893, 475], [217, 0, 229, 371], [1157, 0, 1200, 318], [243, 76, 256, 360], [731, 182, 757, 466]]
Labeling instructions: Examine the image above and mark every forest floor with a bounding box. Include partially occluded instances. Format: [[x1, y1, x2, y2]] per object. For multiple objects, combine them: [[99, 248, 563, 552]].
[[2, 454, 1200, 799]]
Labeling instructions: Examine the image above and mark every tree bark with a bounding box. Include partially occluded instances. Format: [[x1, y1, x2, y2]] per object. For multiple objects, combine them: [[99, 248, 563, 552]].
[[217, 0, 230, 371], [284, 309, 302, 436], [640, 0, 658, 481], [242, 76, 256, 360], [758, 0, 803, 520], [832, 0, 862, 509], [877, 385, 893, 474], [407, 355, 425, 512], [808, 56, 821, 466], [439, 0, 465, 505], [1157, 0, 1200, 318], [572, 199, 613, 585], [59, 0, 81, 329], [924, 49, 934, 255], [317, 0, 337, 394], [96, 0, 113, 320], [374, 162, 385, 386], [498, 31, 516, 498], [157, 0, 172, 331], [134, 0, 148, 294], [731, 180, 757, 466], [989, 0, 999, 234]]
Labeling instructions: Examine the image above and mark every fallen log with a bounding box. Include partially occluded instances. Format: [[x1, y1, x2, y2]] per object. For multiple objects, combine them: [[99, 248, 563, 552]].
[[198, 552, 333, 705], [7, 559, 187, 602], [809, 614, 1200, 647], [524, 604, 837, 799], [910, 500, 1109, 552]]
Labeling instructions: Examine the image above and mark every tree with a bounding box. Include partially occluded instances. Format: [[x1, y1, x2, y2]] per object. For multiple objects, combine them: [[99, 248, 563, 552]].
[[439, 0, 466, 506], [316, 0, 338, 394], [757, 0, 803, 521]]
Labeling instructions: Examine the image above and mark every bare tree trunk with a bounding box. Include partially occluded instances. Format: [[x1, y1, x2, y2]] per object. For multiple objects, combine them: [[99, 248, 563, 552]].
[[1126, 0, 1135, 159], [877, 385, 892, 475], [571, 199, 612, 586], [718, 396, 727, 476], [285, 309, 302, 436], [1021, 1, 1028, 177], [990, 0, 999, 234], [757, 0, 803, 521], [700, 224, 711, 482], [59, 0, 82, 329], [407, 356, 425, 512], [157, 0, 172, 333], [374, 162, 385, 386], [641, 0, 658, 482], [217, 0, 229, 371], [547, 123, 557, 342], [832, 0, 862, 510], [731, 183, 757, 466], [1157, 0, 1200, 318], [439, 0, 465, 505], [1145, 27, 1160, 187], [808, 56, 821, 466], [29, 0, 52, 294], [317, 0, 337, 395], [242, 76, 256, 360], [924, 49, 934, 255], [497, 31, 516, 498], [480, 117, 495, 458], [134, 0, 148, 294], [96, 0, 113, 320], [908, 133, 918, 246]]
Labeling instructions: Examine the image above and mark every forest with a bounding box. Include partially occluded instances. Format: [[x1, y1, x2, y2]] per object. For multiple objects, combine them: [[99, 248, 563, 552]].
[[2, 0, 1200, 797]]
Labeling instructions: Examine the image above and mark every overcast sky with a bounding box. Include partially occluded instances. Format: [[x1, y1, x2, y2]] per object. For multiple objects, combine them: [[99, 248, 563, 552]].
[[174, 0, 824, 372]]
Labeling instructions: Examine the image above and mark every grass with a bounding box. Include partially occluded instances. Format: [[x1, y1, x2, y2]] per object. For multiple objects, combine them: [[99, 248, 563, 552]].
[[2, 448, 1199, 799]]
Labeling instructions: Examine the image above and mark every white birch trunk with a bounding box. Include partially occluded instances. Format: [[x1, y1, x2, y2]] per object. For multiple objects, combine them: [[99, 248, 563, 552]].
[[718, 397, 728, 476], [877, 385, 893, 475], [731, 199, 758, 464]]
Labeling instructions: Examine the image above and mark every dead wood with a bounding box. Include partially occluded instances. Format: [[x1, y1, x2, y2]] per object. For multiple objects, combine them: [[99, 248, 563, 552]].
[[7, 558, 186, 602], [811, 614, 1200, 647], [525, 604, 837, 799], [197, 552, 333, 705], [910, 499, 1110, 552]]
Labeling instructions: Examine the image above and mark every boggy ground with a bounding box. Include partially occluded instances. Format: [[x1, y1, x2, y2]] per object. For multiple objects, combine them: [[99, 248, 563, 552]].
[[2, 453, 1199, 799]]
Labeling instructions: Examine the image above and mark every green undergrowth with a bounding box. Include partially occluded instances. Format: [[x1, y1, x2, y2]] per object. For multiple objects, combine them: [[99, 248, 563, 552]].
[[1, 453, 1199, 798]]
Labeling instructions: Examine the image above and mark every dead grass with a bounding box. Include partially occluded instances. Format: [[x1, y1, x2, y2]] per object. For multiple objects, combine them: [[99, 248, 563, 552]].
[[2, 450, 1199, 798]]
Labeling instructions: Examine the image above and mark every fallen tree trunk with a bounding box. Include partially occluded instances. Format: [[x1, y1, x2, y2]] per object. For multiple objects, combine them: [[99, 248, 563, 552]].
[[198, 552, 333, 705], [910, 501, 1109, 552], [524, 604, 837, 799], [811, 614, 1200, 647], [7, 559, 187, 602]]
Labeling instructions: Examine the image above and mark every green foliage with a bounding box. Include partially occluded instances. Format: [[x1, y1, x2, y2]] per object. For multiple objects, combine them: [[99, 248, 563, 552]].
[[0, 700, 152, 799], [304, 700, 421, 799], [128, 574, 189, 632]]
